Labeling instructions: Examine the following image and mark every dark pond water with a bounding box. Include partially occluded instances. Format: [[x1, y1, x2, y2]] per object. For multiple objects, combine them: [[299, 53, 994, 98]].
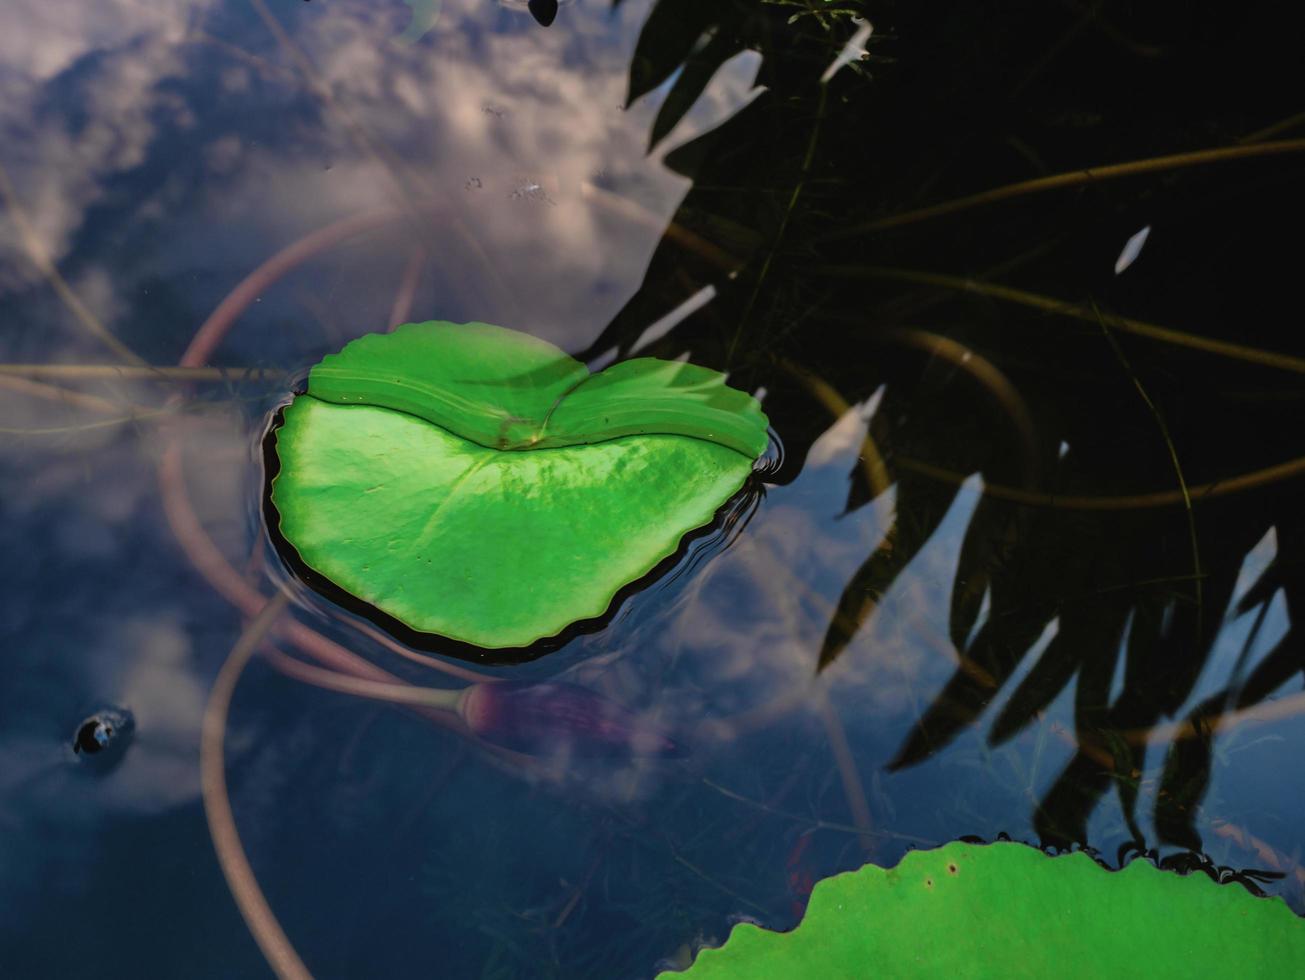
[[4, 1, 1305, 976]]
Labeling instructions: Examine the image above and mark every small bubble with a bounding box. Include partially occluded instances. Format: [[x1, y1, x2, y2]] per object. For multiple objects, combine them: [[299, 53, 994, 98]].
[[509, 180, 556, 206], [465, 176, 483, 190], [72, 706, 134, 766]]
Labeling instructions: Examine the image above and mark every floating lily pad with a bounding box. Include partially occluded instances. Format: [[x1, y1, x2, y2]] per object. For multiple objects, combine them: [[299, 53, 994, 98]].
[[661, 841, 1305, 978], [270, 321, 767, 652]]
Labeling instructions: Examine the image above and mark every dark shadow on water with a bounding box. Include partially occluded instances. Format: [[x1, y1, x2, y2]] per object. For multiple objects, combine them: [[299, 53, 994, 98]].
[[593, 0, 1305, 857]]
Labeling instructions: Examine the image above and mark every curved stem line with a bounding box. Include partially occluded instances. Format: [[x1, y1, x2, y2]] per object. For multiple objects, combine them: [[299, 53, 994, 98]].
[[0, 161, 147, 365], [387, 245, 427, 331], [185, 208, 405, 369], [895, 452, 1305, 510], [1095, 302, 1204, 645], [824, 265, 1305, 375], [0, 364, 284, 381], [263, 647, 464, 714], [0, 410, 171, 435], [777, 357, 891, 500], [173, 204, 494, 685], [881, 326, 1039, 485], [815, 694, 875, 855], [160, 416, 488, 698], [201, 592, 312, 980], [728, 84, 828, 363], [0, 374, 152, 415], [819, 138, 1305, 241], [1137, 686, 1305, 746]]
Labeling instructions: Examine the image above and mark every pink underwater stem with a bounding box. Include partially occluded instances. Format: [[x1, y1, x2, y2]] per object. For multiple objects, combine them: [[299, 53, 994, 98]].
[[161, 204, 489, 715]]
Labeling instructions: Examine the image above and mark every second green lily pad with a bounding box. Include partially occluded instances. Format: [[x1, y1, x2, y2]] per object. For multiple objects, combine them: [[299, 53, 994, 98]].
[[660, 840, 1305, 978], [270, 321, 768, 651]]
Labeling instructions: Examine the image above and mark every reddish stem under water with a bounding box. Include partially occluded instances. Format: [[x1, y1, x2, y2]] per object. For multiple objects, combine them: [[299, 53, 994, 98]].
[[163, 204, 493, 689]]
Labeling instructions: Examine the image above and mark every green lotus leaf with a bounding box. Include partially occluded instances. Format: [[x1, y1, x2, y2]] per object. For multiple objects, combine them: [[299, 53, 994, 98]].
[[661, 841, 1305, 978], [270, 321, 768, 651]]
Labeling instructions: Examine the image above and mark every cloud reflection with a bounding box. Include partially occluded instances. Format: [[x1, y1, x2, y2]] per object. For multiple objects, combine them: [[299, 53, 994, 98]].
[[0, 0, 767, 938], [0, 0, 761, 356]]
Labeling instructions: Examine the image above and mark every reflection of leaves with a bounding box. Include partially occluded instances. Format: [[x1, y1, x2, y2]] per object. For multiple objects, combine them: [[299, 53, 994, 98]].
[[819, 470, 959, 672], [1154, 702, 1215, 852], [647, 28, 748, 150], [615, 0, 1305, 855], [626, 0, 756, 149], [625, 0, 860, 151]]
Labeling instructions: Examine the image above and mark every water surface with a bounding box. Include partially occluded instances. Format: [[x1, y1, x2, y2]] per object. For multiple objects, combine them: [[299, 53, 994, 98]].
[[3, 1, 1305, 976]]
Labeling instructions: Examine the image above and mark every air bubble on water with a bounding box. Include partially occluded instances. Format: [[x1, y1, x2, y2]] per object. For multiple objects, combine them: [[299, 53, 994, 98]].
[[72, 706, 135, 763], [509, 180, 556, 206]]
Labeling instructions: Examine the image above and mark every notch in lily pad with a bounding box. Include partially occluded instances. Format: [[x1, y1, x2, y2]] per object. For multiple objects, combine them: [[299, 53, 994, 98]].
[[268, 321, 768, 657], [660, 840, 1305, 977]]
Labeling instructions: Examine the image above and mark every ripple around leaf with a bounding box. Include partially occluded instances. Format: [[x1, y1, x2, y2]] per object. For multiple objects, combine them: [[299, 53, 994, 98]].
[[270, 321, 768, 651], [661, 841, 1305, 978]]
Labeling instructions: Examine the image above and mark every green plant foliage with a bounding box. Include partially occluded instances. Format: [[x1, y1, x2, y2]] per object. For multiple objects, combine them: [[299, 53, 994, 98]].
[[661, 841, 1305, 978], [271, 321, 768, 650]]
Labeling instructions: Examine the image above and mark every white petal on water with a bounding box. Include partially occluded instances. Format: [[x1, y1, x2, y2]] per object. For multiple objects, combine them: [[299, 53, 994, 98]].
[[629, 284, 717, 355], [820, 19, 874, 84], [1114, 224, 1151, 275]]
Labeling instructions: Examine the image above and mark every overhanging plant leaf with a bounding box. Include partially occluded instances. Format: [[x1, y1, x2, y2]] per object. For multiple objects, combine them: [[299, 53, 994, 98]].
[[270, 321, 768, 652], [661, 841, 1305, 978]]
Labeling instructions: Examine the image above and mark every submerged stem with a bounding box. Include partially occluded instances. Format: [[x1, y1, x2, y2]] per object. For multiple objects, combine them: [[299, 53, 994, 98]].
[[820, 138, 1305, 241], [201, 592, 312, 980], [263, 648, 465, 715], [822, 265, 1305, 375], [728, 83, 829, 363], [0, 161, 147, 366], [894, 451, 1305, 510], [1094, 302, 1204, 646]]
